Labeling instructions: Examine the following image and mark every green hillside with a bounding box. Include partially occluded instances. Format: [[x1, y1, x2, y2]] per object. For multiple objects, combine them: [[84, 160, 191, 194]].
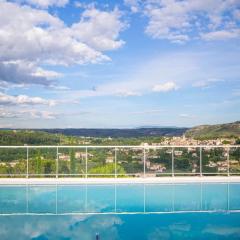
[[0, 130, 61, 145], [185, 121, 240, 139]]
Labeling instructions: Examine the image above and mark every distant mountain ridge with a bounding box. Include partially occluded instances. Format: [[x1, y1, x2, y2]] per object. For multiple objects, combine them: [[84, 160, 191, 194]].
[[33, 127, 188, 138], [185, 121, 240, 139], [1, 121, 239, 139]]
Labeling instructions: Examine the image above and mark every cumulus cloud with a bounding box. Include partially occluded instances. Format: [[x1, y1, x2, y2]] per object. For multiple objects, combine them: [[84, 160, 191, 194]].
[[0, 1, 108, 65], [0, 1, 126, 86], [0, 109, 58, 119], [27, 110, 58, 119], [201, 29, 240, 41], [152, 82, 178, 92], [0, 109, 19, 119], [125, 0, 240, 43], [0, 92, 56, 106], [23, 0, 69, 8], [124, 0, 141, 13], [71, 8, 126, 51], [0, 61, 58, 86]]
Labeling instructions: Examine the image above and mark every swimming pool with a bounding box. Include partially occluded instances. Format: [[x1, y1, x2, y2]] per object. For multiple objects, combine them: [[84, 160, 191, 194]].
[[0, 182, 240, 239]]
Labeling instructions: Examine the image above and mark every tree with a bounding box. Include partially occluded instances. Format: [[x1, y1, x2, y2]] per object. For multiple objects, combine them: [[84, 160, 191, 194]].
[[89, 163, 125, 176], [36, 150, 42, 175], [175, 158, 191, 171], [70, 149, 76, 174], [44, 160, 53, 175]]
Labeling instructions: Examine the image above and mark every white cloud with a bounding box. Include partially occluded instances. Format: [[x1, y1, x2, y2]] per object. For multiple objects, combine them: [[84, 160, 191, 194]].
[[124, 0, 140, 13], [33, 67, 63, 79], [201, 29, 240, 40], [0, 122, 13, 128], [23, 0, 69, 8], [193, 78, 225, 88], [71, 7, 126, 51], [0, 1, 126, 86], [126, 0, 240, 43], [0, 92, 56, 106], [0, 61, 59, 86], [152, 82, 178, 92], [0, 1, 107, 65], [28, 110, 58, 119], [0, 109, 18, 119], [0, 108, 58, 119]]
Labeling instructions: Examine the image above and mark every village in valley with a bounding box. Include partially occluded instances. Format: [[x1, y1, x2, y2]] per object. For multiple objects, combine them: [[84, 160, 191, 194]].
[[0, 132, 239, 177]]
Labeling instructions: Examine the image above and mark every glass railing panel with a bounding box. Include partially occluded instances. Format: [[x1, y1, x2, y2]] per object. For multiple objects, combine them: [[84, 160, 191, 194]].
[[28, 148, 56, 177], [145, 148, 172, 177], [116, 148, 143, 177], [0, 148, 27, 177], [229, 147, 240, 174], [174, 147, 200, 175], [87, 148, 115, 177], [58, 147, 85, 177], [202, 147, 228, 176]]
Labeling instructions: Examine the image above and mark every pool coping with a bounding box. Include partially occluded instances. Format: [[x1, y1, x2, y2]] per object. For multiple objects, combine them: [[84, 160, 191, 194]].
[[1, 176, 240, 185]]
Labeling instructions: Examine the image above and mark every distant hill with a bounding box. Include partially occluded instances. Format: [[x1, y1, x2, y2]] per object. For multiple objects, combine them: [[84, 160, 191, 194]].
[[0, 130, 61, 145], [2, 121, 239, 141], [36, 127, 188, 138], [185, 121, 240, 139]]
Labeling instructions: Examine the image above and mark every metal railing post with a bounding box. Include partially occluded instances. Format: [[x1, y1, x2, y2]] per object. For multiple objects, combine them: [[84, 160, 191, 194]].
[[26, 146, 29, 178], [200, 147, 202, 177], [172, 147, 174, 177], [115, 147, 117, 178], [85, 147, 88, 178], [143, 147, 146, 178], [56, 147, 58, 178], [227, 147, 230, 177]]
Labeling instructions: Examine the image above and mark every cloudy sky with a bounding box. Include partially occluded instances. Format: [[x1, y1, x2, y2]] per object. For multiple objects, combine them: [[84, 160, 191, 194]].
[[0, 0, 240, 128]]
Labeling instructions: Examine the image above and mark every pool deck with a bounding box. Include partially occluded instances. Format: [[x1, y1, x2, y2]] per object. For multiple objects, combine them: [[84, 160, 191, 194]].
[[1, 176, 240, 185]]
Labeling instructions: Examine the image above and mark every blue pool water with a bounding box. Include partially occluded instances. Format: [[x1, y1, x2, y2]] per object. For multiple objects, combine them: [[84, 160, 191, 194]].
[[0, 183, 240, 239]]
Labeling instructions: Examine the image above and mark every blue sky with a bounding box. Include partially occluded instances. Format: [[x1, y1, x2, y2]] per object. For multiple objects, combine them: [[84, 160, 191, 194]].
[[0, 0, 240, 128]]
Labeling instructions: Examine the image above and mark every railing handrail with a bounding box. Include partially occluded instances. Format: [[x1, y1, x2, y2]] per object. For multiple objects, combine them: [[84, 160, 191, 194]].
[[0, 145, 239, 148]]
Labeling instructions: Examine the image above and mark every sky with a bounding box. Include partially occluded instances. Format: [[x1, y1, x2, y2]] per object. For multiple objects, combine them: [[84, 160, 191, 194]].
[[0, 0, 240, 128]]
